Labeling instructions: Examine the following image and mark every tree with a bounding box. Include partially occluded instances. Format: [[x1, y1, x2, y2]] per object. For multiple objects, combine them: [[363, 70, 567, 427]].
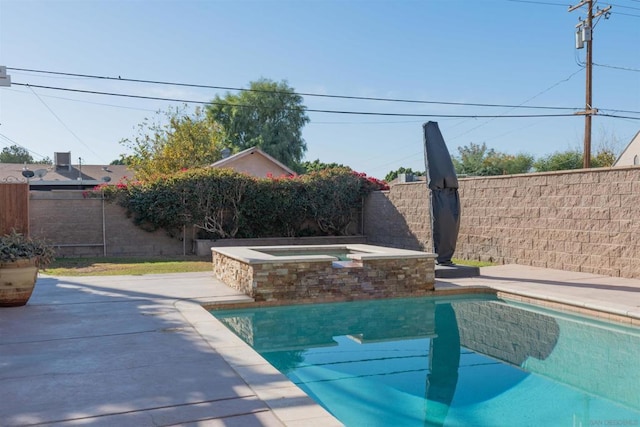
[[384, 167, 424, 183], [119, 105, 223, 181], [481, 152, 534, 175], [452, 142, 533, 176], [299, 159, 348, 174], [0, 145, 52, 164], [452, 142, 489, 175], [0, 145, 34, 163], [591, 128, 622, 167], [207, 79, 310, 169], [591, 148, 616, 167], [534, 147, 617, 172], [535, 128, 622, 171]]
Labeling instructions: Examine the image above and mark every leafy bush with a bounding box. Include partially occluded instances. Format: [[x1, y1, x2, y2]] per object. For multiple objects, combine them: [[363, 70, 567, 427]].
[[0, 229, 55, 268], [301, 168, 367, 235], [91, 168, 388, 239], [240, 176, 310, 238]]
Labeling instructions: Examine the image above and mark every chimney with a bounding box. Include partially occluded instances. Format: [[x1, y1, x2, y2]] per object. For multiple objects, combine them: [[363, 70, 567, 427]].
[[54, 152, 71, 171]]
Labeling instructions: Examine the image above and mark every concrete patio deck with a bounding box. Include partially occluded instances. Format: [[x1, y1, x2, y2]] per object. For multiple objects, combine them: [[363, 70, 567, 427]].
[[1, 264, 639, 426]]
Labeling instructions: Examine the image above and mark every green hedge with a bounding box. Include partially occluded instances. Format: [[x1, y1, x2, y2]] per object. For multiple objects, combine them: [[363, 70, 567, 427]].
[[92, 167, 388, 239]]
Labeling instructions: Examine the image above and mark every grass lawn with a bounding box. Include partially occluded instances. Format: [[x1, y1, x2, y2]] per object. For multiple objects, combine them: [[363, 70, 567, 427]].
[[453, 258, 495, 268], [42, 255, 493, 277], [43, 256, 212, 276]]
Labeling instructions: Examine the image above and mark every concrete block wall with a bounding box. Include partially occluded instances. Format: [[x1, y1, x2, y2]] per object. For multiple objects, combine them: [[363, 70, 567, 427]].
[[364, 166, 640, 279], [29, 191, 103, 256], [363, 182, 432, 251], [457, 167, 640, 277], [29, 191, 191, 257]]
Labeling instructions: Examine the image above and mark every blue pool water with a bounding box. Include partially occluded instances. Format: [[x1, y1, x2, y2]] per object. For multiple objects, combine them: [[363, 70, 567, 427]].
[[212, 295, 640, 426]]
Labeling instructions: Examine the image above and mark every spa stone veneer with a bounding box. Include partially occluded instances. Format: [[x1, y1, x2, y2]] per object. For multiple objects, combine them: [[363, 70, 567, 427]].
[[212, 244, 436, 302]]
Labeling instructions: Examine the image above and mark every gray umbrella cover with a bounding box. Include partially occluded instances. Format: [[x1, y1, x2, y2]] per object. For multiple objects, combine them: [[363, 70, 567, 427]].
[[423, 121, 460, 265]]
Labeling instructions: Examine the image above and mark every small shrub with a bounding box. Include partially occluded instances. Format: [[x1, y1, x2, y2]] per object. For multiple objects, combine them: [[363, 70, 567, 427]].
[[0, 229, 55, 268]]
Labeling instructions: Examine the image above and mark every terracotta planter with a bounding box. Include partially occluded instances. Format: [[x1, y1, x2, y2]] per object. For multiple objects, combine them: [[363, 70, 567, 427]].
[[0, 258, 38, 307]]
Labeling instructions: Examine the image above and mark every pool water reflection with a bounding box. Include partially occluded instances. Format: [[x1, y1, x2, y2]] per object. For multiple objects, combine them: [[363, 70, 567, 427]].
[[212, 295, 640, 426]]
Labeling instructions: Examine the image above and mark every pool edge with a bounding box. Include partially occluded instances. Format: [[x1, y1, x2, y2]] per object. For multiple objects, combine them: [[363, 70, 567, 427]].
[[177, 285, 640, 426], [175, 298, 344, 426], [497, 291, 640, 326]]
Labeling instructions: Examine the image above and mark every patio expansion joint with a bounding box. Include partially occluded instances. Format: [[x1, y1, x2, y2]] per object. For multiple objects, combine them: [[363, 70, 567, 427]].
[[21, 395, 264, 427], [26, 297, 153, 307], [0, 329, 160, 346]]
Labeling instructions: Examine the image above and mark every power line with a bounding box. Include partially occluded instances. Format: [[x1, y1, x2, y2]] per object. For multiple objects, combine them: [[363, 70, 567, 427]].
[[358, 67, 584, 165], [26, 86, 105, 162], [449, 67, 586, 141], [504, 0, 640, 15], [600, 107, 640, 114], [0, 133, 51, 161], [599, 113, 640, 120], [505, 0, 568, 6], [13, 82, 590, 119], [9, 70, 638, 178], [606, 2, 640, 11], [594, 62, 640, 72], [508, 0, 640, 16], [576, 56, 640, 73], [5, 86, 158, 112], [8, 67, 581, 111], [612, 10, 640, 16]]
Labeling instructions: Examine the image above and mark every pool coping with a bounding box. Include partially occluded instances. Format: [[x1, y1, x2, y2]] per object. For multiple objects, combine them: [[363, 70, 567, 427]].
[[175, 270, 640, 425], [496, 290, 640, 326], [211, 243, 437, 264], [175, 298, 343, 426]]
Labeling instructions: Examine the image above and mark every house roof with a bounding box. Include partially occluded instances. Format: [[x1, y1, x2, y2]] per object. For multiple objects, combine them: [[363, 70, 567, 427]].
[[613, 130, 640, 166], [210, 146, 296, 176], [0, 163, 133, 187]]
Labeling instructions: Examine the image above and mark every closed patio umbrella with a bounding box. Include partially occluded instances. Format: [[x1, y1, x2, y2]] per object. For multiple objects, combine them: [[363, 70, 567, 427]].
[[423, 121, 460, 265]]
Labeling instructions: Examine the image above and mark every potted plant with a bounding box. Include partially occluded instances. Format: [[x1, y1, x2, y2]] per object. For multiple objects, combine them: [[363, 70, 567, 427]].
[[0, 230, 55, 307]]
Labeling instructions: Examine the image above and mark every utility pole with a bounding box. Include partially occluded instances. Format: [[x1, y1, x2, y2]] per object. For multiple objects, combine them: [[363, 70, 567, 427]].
[[0, 66, 11, 87], [569, 0, 611, 168]]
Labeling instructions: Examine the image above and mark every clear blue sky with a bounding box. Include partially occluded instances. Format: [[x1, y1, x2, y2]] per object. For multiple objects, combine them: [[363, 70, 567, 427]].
[[1, 0, 639, 179]]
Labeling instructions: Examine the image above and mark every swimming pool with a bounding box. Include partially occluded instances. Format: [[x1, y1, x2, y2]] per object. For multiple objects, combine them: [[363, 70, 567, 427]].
[[212, 295, 640, 426]]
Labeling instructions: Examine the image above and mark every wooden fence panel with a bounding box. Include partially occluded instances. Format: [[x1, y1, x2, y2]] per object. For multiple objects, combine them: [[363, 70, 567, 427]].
[[0, 183, 29, 235]]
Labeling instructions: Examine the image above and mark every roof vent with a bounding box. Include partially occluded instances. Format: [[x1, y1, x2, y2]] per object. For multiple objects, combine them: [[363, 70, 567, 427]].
[[398, 173, 414, 183], [54, 152, 71, 171]]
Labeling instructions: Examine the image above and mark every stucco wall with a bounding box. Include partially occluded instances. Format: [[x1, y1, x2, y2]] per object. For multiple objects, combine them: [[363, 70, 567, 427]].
[[221, 154, 291, 177], [614, 131, 640, 166], [364, 166, 640, 279]]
